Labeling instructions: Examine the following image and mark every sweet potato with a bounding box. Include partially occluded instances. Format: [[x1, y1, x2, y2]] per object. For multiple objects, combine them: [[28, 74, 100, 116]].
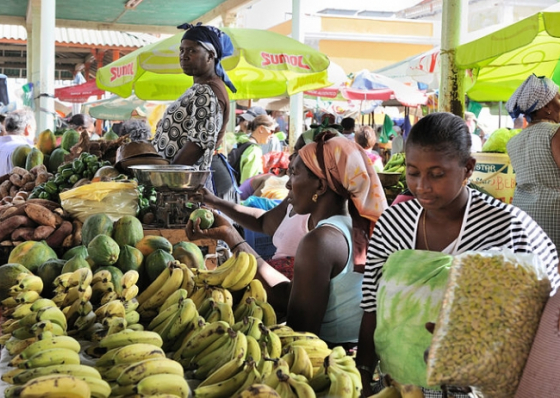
[[35, 171, 49, 185], [0, 215, 34, 241], [9, 173, 25, 187], [11, 227, 36, 242], [29, 164, 47, 176], [0, 180, 11, 198], [0, 206, 25, 222], [9, 185, 19, 198], [62, 234, 74, 247], [1, 196, 13, 205], [33, 225, 56, 240], [24, 203, 58, 228], [72, 219, 83, 246], [22, 181, 36, 191], [26, 199, 61, 211], [46, 221, 72, 247]]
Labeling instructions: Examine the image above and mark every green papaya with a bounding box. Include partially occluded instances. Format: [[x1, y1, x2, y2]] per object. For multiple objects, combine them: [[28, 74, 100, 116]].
[[62, 245, 88, 261], [61, 129, 80, 151], [25, 147, 44, 171], [113, 216, 144, 247], [88, 234, 120, 267], [8, 241, 58, 274], [116, 245, 146, 289], [48, 147, 70, 173], [11, 145, 33, 168], [37, 259, 66, 298], [103, 130, 119, 141], [0, 263, 31, 301], [37, 129, 57, 155], [135, 235, 173, 257], [173, 241, 205, 269], [61, 255, 90, 274], [81, 213, 114, 246], [145, 249, 175, 282]]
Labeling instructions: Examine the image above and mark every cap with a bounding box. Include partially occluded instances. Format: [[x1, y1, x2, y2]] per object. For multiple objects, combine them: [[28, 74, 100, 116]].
[[239, 106, 267, 122]]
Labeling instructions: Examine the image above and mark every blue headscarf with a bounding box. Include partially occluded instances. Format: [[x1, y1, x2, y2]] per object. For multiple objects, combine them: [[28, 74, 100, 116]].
[[177, 23, 237, 93]]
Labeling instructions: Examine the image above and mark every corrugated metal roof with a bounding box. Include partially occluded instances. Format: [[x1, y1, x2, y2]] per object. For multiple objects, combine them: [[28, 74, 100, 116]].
[[0, 24, 160, 48]]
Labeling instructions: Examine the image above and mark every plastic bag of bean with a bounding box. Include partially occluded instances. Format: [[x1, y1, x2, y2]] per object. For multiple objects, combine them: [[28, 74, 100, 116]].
[[426, 250, 551, 398]]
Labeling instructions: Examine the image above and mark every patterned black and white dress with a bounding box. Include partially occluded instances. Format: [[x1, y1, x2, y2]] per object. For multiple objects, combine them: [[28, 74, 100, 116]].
[[361, 187, 560, 397], [153, 83, 224, 170]]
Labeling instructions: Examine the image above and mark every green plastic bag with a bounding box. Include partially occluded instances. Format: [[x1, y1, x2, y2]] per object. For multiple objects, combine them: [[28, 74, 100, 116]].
[[375, 249, 453, 388]]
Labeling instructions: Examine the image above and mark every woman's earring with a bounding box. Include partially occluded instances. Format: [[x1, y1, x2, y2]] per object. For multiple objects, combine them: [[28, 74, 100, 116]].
[[548, 111, 552, 115], [462, 178, 469, 187], [312, 193, 318, 203]]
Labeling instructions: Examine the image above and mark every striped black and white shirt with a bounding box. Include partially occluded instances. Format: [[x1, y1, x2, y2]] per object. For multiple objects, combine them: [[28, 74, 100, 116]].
[[362, 187, 560, 312]]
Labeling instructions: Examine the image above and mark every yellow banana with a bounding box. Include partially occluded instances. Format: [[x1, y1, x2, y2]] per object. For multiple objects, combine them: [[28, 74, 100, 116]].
[[147, 302, 180, 330], [74, 375, 111, 398], [13, 364, 102, 385], [15, 290, 41, 304], [99, 329, 163, 350], [288, 372, 316, 398], [4, 374, 90, 398], [61, 286, 81, 308], [179, 320, 230, 359], [290, 345, 314, 380], [238, 384, 281, 397], [209, 300, 235, 325], [123, 297, 139, 313], [78, 300, 94, 316], [73, 311, 97, 333], [194, 360, 260, 398], [19, 335, 80, 360], [100, 362, 131, 381], [124, 310, 140, 325], [328, 364, 355, 397], [121, 285, 139, 301], [196, 356, 245, 388], [116, 357, 184, 386], [5, 337, 37, 357], [255, 299, 277, 327], [159, 288, 189, 313], [167, 298, 198, 340], [36, 306, 67, 330], [139, 267, 183, 312], [1, 367, 25, 384], [260, 325, 283, 359], [135, 373, 190, 397], [193, 252, 239, 287], [17, 275, 44, 294], [19, 347, 81, 369], [112, 343, 166, 365], [100, 290, 119, 305], [53, 272, 74, 288], [91, 270, 112, 285], [69, 268, 93, 291], [137, 265, 172, 306], [103, 316, 128, 335], [228, 252, 258, 291], [121, 270, 140, 289], [221, 251, 251, 289], [179, 263, 196, 296], [95, 346, 123, 368], [246, 334, 262, 362], [242, 279, 268, 303]]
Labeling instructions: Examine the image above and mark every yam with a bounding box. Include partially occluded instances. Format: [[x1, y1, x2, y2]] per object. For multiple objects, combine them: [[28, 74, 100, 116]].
[[14, 191, 29, 201], [72, 219, 83, 246], [11, 197, 26, 206], [29, 164, 47, 176], [11, 167, 30, 177], [0, 180, 11, 198], [9, 185, 19, 198], [26, 199, 61, 211], [0, 215, 34, 241], [22, 181, 36, 192], [0, 206, 25, 222], [1, 196, 13, 205], [9, 173, 25, 187], [46, 221, 72, 247], [33, 225, 55, 240], [11, 227, 36, 242], [24, 203, 57, 228], [35, 171, 49, 185]]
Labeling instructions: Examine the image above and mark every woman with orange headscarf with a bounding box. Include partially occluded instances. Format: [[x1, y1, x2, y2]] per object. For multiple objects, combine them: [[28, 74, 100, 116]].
[[187, 131, 387, 346]]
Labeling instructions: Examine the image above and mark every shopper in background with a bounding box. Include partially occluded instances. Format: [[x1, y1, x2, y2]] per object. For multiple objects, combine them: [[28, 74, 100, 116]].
[[465, 111, 482, 152], [341, 117, 356, 141], [66, 113, 98, 140], [0, 107, 35, 176], [355, 125, 384, 173], [506, 74, 560, 252], [116, 119, 152, 142]]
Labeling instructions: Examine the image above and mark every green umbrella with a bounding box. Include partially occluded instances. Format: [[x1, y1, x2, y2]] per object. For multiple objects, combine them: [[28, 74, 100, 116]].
[[83, 95, 150, 121], [96, 28, 331, 101], [457, 7, 560, 102]]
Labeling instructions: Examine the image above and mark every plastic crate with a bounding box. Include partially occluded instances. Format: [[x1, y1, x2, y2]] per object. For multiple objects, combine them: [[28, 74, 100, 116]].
[[243, 228, 277, 261]]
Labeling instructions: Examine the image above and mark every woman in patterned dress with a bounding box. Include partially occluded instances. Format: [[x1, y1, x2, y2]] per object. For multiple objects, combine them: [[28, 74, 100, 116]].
[[356, 112, 560, 397], [152, 23, 236, 170], [506, 74, 560, 252]]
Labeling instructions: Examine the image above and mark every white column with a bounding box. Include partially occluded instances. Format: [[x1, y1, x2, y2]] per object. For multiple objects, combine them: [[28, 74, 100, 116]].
[[288, 0, 303, 151], [29, 0, 56, 135], [438, 0, 465, 116]]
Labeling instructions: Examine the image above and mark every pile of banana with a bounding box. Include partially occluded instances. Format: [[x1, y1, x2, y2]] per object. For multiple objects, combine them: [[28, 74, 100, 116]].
[[94, 329, 189, 397], [2, 333, 111, 398], [193, 251, 257, 291], [1, 273, 45, 315]]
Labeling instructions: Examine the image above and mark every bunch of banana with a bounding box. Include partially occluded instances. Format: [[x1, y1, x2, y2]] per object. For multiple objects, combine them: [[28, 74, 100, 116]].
[[315, 346, 362, 398], [194, 359, 261, 398], [177, 261, 197, 296], [4, 374, 92, 398], [233, 316, 264, 341], [7, 304, 68, 341], [281, 345, 315, 381], [272, 327, 321, 347], [147, 295, 199, 351], [137, 262, 185, 320], [193, 251, 257, 291], [172, 315, 208, 361], [189, 284, 234, 311], [233, 297, 267, 324], [1, 273, 44, 310], [265, 366, 317, 398], [282, 338, 332, 377], [237, 383, 282, 397], [98, 328, 163, 350]]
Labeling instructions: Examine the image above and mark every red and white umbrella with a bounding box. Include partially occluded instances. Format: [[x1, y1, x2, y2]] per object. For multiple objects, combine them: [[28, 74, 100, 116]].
[[55, 80, 105, 103]]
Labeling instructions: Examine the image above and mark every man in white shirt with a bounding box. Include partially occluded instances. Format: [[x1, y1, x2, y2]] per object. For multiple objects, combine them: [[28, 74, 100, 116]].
[[0, 108, 36, 176], [465, 111, 482, 153]]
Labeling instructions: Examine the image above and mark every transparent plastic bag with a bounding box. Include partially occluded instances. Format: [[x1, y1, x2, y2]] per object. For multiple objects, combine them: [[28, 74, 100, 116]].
[[59, 181, 139, 223], [426, 250, 551, 398]]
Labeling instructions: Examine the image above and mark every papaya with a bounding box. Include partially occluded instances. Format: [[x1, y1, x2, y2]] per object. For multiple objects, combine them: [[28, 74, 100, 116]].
[[88, 234, 120, 267], [135, 235, 173, 257], [62, 245, 88, 261], [113, 215, 144, 247], [145, 249, 175, 282], [11, 145, 33, 168], [60, 129, 80, 151], [173, 241, 205, 269], [81, 213, 114, 246], [37, 259, 66, 298], [61, 255, 90, 274], [8, 241, 58, 274], [189, 208, 214, 229], [103, 130, 119, 141], [0, 263, 32, 301], [95, 265, 124, 294], [115, 245, 145, 289], [48, 147, 70, 173], [25, 147, 44, 171], [37, 129, 57, 155]]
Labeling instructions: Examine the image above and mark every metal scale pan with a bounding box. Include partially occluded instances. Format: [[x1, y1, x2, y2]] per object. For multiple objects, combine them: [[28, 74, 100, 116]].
[[128, 165, 211, 192]]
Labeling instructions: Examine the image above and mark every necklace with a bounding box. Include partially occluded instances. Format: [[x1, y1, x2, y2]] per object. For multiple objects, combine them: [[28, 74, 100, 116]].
[[422, 210, 430, 251]]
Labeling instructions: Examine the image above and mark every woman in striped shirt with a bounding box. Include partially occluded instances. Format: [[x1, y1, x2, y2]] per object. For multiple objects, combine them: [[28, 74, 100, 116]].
[[356, 112, 560, 397]]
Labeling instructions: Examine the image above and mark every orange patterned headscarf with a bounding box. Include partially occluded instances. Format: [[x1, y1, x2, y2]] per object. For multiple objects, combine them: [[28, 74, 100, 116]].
[[297, 132, 388, 235]]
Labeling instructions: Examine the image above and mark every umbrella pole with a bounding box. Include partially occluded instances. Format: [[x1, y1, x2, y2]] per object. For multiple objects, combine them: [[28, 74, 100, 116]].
[[498, 101, 502, 128]]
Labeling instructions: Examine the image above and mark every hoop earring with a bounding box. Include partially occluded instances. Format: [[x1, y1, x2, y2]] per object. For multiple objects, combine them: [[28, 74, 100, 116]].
[[312, 194, 318, 203]]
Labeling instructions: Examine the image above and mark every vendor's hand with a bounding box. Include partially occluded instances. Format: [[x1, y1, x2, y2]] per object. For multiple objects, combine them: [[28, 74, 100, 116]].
[[187, 188, 218, 207], [185, 210, 239, 244]]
